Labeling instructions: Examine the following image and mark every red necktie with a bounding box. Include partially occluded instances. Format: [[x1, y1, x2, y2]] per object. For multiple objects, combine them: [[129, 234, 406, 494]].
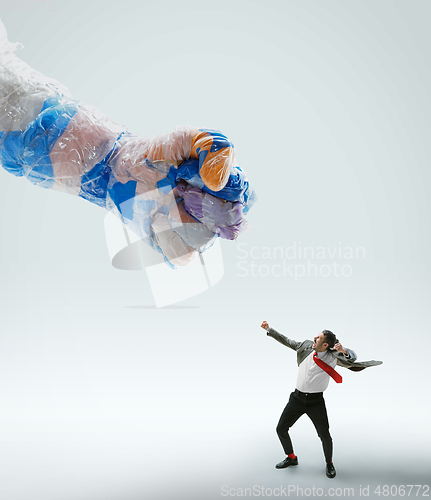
[[313, 352, 343, 383]]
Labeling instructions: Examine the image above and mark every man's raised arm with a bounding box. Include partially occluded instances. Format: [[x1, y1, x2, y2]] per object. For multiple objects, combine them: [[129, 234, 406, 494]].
[[261, 321, 302, 351], [333, 342, 357, 361]]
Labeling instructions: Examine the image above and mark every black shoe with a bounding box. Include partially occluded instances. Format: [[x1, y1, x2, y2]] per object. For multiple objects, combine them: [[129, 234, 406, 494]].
[[326, 462, 336, 478], [275, 456, 298, 469]]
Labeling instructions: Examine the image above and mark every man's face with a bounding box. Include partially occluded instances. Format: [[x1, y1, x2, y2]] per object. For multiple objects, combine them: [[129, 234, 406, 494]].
[[312, 332, 329, 352]]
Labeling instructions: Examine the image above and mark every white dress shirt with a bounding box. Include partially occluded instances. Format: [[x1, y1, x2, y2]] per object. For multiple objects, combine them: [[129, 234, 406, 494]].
[[296, 349, 337, 393]]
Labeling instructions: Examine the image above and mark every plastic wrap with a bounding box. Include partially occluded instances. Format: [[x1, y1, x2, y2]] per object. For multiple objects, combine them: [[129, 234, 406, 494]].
[[0, 20, 255, 267]]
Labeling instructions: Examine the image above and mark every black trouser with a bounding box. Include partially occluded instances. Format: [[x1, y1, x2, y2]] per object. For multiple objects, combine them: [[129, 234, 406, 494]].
[[276, 389, 333, 464]]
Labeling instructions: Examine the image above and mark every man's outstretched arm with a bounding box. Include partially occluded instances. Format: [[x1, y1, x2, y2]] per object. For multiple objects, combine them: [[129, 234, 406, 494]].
[[261, 321, 303, 351]]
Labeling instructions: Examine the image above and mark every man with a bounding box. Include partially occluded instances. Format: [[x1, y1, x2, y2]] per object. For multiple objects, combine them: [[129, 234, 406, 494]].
[[261, 321, 382, 479]]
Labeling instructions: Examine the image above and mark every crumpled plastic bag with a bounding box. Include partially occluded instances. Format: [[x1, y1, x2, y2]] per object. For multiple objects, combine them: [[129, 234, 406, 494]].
[[0, 19, 255, 267]]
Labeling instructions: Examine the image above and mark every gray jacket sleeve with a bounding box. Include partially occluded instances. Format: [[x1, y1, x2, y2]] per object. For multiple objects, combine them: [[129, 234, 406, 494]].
[[266, 327, 302, 351], [345, 348, 357, 361], [329, 347, 357, 365]]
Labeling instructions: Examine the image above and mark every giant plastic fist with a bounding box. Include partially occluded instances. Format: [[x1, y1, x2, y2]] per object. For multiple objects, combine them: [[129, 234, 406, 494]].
[[0, 20, 255, 267]]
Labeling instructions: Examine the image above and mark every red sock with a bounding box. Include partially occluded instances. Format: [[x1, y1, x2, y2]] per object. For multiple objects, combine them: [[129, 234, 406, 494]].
[[288, 453, 296, 459]]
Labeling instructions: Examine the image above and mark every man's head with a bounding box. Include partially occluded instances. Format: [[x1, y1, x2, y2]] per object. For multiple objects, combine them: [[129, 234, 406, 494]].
[[312, 330, 337, 352]]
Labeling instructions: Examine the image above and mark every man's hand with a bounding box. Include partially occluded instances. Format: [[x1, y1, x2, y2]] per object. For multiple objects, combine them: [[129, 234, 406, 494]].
[[334, 342, 348, 355], [261, 321, 269, 330]]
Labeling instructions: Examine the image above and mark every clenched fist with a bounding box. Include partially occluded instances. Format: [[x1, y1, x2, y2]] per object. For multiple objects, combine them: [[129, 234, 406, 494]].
[[334, 343, 348, 355]]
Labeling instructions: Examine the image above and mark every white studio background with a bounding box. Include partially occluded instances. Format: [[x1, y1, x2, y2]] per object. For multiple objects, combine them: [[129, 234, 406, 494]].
[[0, 1, 430, 499]]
